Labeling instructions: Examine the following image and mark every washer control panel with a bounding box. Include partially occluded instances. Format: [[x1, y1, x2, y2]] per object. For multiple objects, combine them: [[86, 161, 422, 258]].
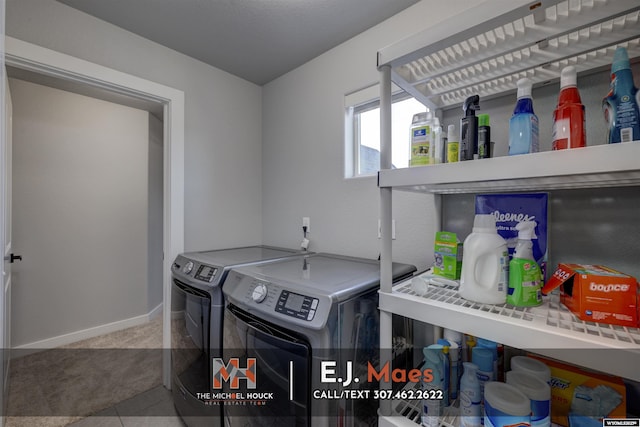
[[194, 264, 218, 282], [275, 290, 318, 321]]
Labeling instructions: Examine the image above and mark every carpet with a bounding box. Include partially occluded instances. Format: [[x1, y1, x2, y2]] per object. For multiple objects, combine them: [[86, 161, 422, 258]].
[[5, 314, 163, 427]]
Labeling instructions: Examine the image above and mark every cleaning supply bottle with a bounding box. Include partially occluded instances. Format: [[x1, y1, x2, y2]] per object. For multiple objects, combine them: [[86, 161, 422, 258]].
[[422, 346, 447, 427], [432, 118, 444, 164], [603, 47, 640, 143], [447, 124, 459, 163], [507, 221, 543, 307], [410, 111, 433, 166], [472, 347, 495, 424], [438, 338, 459, 401], [552, 66, 586, 150], [460, 95, 480, 161], [464, 334, 477, 362], [509, 78, 539, 155], [460, 362, 482, 427], [459, 214, 509, 304], [476, 338, 502, 382], [478, 114, 491, 158]]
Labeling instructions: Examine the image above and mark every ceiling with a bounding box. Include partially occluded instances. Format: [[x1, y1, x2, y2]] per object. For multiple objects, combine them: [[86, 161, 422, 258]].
[[55, 0, 420, 86]]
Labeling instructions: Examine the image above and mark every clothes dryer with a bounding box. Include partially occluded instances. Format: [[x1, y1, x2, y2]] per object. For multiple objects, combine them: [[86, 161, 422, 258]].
[[171, 246, 308, 427], [220, 253, 416, 427]]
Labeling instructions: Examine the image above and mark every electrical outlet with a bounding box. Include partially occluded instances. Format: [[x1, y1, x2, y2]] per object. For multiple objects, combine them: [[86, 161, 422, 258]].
[[302, 217, 310, 232], [378, 219, 396, 239]]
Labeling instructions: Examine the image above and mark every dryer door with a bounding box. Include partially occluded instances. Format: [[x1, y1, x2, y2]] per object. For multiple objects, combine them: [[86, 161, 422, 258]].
[[171, 279, 211, 396], [223, 304, 311, 427]]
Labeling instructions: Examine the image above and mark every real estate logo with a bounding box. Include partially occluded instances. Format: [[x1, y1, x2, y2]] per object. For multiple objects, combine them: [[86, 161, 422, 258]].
[[212, 357, 256, 389]]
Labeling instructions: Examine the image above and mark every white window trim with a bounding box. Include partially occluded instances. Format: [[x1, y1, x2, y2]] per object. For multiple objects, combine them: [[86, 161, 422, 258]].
[[344, 83, 417, 179]]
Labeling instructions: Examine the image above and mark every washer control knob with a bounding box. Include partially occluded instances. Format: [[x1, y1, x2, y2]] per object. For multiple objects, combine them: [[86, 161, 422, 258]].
[[182, 261, 194, 275], [252, 284, 268, 303]]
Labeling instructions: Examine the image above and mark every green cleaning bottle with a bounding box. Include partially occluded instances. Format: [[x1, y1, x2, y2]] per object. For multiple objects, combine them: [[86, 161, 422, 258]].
[[507, 221, 543, 307]]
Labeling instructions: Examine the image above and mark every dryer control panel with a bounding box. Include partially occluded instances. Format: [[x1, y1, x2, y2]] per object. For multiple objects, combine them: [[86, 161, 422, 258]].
[[275, 290, 318, 321], [223, 270, 331, 330]]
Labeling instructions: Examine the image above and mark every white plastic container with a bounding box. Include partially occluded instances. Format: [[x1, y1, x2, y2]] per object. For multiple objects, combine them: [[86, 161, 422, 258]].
[[460, 362, 482, 427], [506, 370, 551, 427], [410, 111, 435, 167], [459, 215, 509, 304], [484, 382, 531, 427], [510, 356, 551, 384], [422, 346, 448, 427]]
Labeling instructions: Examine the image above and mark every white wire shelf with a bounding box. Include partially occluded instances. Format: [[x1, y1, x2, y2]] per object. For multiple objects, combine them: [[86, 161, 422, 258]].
[[379, 273, 640, 382], [378, 0, 640, 109], [378, 142, 640, 194]]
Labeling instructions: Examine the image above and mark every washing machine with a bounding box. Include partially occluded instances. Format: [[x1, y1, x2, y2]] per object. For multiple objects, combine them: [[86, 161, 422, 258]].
[[171, 246, 309, 427], [220, 253, 416, 427]]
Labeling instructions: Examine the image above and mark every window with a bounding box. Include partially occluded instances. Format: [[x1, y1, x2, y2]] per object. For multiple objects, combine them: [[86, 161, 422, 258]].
[[345, 85, 427, 177]]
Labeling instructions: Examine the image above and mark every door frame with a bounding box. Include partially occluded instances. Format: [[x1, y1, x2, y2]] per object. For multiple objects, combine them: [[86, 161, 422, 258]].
[[4, 36, 185, 388]]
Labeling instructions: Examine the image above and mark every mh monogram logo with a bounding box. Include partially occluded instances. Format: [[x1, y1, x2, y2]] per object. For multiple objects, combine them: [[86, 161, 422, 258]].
[[212, 358, 257, 389]]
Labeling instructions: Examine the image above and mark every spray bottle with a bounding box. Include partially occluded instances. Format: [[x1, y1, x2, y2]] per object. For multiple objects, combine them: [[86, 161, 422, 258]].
[[460, 362, 482, 427], [422, 346, 447, 427], [447, 124, 459, 163], [552, 66, 586, 150], [478, 114, 491, 158], [509, 78, 539, 155], [460, 95, 480, 161], [603, 47, 640, 143], [438, 338, 459, 401], [507, 221, 543, 307]]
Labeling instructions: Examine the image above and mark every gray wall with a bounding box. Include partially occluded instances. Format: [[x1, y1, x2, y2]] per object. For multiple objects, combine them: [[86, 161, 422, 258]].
[[10, 78, 150, 346], [261, 1, 482, 270], [6, 0, 263, 252]]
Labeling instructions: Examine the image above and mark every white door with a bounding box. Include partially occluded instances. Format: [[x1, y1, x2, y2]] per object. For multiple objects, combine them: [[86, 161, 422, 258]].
[[1, 72, 14, 419]]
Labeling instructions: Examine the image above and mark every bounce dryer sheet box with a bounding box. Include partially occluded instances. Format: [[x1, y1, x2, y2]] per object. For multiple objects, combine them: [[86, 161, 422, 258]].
[[433, 231, 462, 280], [528, 355, 626, 426], [542, 264, 638, 327], [475, 193, 548, 276]]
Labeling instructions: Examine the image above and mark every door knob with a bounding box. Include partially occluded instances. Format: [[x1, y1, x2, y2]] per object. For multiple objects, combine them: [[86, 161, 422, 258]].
[[4, 253, 22, 263]]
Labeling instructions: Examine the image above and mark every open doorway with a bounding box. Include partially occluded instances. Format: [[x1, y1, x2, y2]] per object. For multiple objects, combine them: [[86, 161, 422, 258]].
[[3, 36, 185, 393], [8, 69, 165, 350]]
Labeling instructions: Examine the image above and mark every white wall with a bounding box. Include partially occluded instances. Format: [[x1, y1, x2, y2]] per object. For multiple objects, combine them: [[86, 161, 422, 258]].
[[6, 0, 263, 252], [148, 113, 163, 313], [261, 1, 485, 270], [10, 78, 149, 346]]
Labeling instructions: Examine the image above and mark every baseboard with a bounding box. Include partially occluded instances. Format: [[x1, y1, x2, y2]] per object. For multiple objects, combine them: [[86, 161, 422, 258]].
[[14, 303, 163, 354]]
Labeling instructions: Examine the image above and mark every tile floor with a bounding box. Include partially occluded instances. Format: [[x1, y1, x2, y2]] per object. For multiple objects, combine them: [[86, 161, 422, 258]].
[[68, 385, 185, 427]]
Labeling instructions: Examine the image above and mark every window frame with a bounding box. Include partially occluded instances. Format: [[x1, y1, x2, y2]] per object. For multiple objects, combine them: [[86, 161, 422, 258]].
[[345, 84, 422, 178]]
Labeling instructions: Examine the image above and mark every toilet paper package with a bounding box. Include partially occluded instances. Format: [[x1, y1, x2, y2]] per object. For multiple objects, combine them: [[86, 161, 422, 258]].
[[528, 355, 626, 426]]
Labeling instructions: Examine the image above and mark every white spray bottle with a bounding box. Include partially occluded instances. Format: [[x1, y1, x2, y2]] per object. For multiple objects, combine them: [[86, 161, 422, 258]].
[[460, 362, 482, 427]]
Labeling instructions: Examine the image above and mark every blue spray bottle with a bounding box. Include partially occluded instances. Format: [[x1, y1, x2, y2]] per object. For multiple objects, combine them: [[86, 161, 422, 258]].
[[603, 47, 640, 143], [509, 78, 539, 155]]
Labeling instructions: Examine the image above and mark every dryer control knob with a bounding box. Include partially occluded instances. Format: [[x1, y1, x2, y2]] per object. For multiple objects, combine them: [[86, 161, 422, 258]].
[[252, 284, 268, 303], [182, 261, 194, 275]]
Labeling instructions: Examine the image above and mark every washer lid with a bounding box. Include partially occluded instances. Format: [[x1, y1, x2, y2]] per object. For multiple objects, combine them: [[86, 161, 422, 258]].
[[183, 245, 303, 267], [230, 253, 415, 302]]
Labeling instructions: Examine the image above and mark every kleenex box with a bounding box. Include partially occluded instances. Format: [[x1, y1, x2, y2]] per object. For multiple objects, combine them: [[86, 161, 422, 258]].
[[433, 231, 462, 280]]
